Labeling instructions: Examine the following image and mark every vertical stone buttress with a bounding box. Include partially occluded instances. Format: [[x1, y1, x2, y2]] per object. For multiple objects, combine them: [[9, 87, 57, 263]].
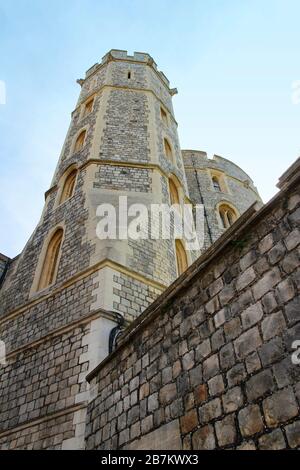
[[0, 50, 193, 449]]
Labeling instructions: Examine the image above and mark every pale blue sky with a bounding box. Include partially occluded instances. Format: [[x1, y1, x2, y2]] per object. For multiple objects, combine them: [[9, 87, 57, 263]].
[[0, 0, 299, 257]]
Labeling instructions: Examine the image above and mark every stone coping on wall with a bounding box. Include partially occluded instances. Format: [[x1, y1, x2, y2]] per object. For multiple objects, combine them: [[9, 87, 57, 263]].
[[87, 156, 300, 383]]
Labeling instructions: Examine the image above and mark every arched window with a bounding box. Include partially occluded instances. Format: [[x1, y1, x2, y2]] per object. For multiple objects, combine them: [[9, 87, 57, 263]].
[[82, 98, 94, 118], [169, 178, 180, 206], [219, 204, 237, 229], [74, 130, 86, 153], [38, 229, 63, 290], [212, 176, 221, 191], [164, 138, 173, 161], [161, 107, 168, 126], [59, 169, 77, 204], [175, 239, 188, 276]]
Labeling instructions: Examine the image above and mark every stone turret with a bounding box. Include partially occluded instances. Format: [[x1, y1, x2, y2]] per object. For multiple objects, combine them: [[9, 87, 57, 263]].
[[182, 150, 262, 251]]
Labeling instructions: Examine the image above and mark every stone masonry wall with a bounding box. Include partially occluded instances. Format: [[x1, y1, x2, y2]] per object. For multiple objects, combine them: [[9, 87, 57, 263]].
[[85, 161, 300, 450]]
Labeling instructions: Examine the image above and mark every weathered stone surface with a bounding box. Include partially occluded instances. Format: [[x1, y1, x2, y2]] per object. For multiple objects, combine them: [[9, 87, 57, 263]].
[[211, 329, 225, 351], [281, 250, 299, 274], [252, 267, 281, 300], [240, 250, 258, 271], [285, 228, 300, 251], [208, 374, 224, 396], [195, 339, 211, 362], [227, 363, 247, 387], [245, 351, 261, 374], [236, 440, 256, 450], [126, 420, 182, 450], [276, 278, 295, 303], [219, 285, 235, 306], [285, 297, 300, 325], [234, 327, 262, 359], [236, 267, 256, 291], [148, 393, 159, 413], [159, 383, 177, 406], [215, 414, 237, 447], [245, 370, 275, 401], [203, 354, 219, 380], [224, 317, 242, 341], [285, 420, 300, 448], [261, 311, 286, 340], [263, 387, 298, 427], [198, 398, 222, 423], [241, 302, 264, 329], [259, 233, 274, 254], [272, 357, 300, 388], [219, 342, 236, 370], [261, 292, 278, 313], [194, 384, 208, 405], [180, 410, 198, 434], [222, 386, 244, 413], [238, 405, 264, 437], [186, 360, 200, 385], [258, 337, 284, 367], [258, 429, 286, 450], [192, 425, 215, 450], [268, 242, 286, 265]]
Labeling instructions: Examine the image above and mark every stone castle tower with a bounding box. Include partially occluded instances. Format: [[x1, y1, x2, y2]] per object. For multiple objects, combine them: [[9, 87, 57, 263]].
[[0, 50, 261, 449]]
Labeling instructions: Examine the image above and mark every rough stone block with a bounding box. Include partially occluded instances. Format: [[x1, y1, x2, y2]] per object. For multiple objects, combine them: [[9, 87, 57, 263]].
[[263, 387, 298, 427], [245, 351, 261, 374], [241, 302, 264, 329], [238, 405, 264, 437], [285, 297, 300, 326], [215, 414, 237, 447], [285, 228, 300, 251], [192, 425, 216, 450], [234, 327, 262, 359], [219, 343, 236, 370], [276, 278, 295, 303], [227, 363, 247, 387], [258, 337, 284, 367], [180, 410, 198, 434], [268, 242, 286, 265], [258, 429, 286, 450], [159, 383, 177, 406], [252, 267, 281, 300], [245, 369, 275, 401], [224, 317, 242, 341], [236, 267, 256, 292], [285, 420, 300, 448], [222, 386, 244, 413], [262, 292, 278, 313], [203, 354, 219, 380], [194, 384, 208, 405], [261, 311, 286, 340], [198, 398, 222, 423], [208, 374, 224, 396]]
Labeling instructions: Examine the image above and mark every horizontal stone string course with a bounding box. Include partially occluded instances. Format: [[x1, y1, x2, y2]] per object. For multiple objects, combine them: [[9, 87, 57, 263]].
[[86, 164, 300, 450]]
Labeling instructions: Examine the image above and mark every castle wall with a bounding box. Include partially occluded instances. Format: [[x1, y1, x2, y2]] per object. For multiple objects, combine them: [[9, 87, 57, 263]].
[[85, 160, 300, 450], [183, 150, 262, 251], [0, 51, 199, 449]]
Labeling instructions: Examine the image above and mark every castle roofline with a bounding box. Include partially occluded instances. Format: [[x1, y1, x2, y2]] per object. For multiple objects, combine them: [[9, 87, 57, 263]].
[[182, 149, 255, 184], [81, 49, 177, 94]]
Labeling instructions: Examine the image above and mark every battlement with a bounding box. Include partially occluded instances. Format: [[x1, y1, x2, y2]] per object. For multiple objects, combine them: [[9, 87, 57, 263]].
[[84, 49, 171, 89]]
